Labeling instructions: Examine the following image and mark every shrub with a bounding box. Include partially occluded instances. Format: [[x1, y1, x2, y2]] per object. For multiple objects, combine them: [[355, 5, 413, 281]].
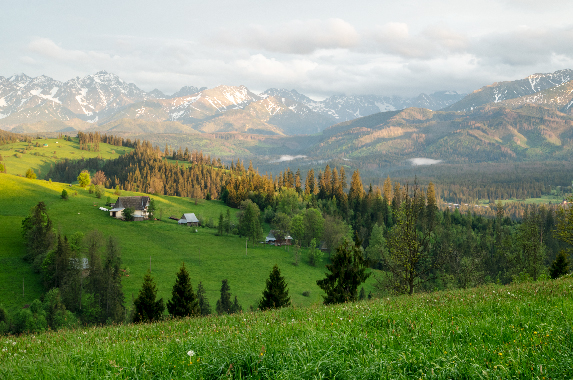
[[61, 189, 69, 200]]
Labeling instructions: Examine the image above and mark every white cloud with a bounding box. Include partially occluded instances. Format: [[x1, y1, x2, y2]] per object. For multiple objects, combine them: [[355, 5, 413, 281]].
[[214, 18, 360, 54]]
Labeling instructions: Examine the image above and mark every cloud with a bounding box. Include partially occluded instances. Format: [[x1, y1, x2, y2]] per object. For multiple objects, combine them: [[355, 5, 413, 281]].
[[472, 26, 573, 67], [369, 23, 468, 59], [214, 18, 360, 54], [28, 38, 111, 62]]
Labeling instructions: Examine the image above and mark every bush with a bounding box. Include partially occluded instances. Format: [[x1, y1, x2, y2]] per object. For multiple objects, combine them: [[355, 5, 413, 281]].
[[61, 189, 69, 200], [25, 168, 36, 179], [95, 185, 105, 199]]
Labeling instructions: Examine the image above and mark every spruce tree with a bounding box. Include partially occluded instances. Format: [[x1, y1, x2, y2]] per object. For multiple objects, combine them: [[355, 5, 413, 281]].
[[103, 236, 125, 323], [167, 263, 199, 318], [550, 251, 570, 279], [215, 279, 232, 315], [196, 281, 211, 316], [231, 296, 242, 314], [133, 271, 165, 323], [316, 239, 370, 305], [259, 265, 291, 310]]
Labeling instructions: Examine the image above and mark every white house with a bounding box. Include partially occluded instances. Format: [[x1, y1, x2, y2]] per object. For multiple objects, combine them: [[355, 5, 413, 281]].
[[109, 196, 151, 221]]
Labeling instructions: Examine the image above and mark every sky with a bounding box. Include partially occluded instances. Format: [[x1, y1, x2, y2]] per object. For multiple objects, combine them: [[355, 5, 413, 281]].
[[1, 0, 573, 99]]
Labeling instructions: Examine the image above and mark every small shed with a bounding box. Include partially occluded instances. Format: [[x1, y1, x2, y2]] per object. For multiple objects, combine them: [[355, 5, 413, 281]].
[[178, 213, 199, 227]]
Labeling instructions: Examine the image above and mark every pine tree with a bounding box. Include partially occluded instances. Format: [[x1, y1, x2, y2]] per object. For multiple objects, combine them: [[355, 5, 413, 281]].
[[550, 251, 570, 279], [231, 296, 242, 314], [348, 170, 364, 209], [316, 239, 370, 305], [167, 263, 199, 318], [215, 279, 232, 315], [259, 265, 291, 310], [133, 271, 165, 323], [103, 236, 125, 322], [21, 201, 55, 263], [196, 281, 211, 316]]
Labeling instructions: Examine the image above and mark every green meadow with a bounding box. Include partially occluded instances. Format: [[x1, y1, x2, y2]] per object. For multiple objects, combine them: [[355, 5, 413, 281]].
[[0, 137, 132, 177], [1, 276, 572, 379], [0, 173, 378, 312]]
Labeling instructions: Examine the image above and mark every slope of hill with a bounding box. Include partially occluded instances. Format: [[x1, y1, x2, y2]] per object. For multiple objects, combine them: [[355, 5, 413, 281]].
[[445, 69, 573, 112], [499, 79, 573, 114], [2, 276, 572, 378], [304, 104, 573, 165], [0, 173, 377, 310], [0, 137, 132, 177]]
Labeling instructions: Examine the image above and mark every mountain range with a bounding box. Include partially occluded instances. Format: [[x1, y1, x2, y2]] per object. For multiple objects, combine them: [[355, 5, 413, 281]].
[[0, 71, 465, 135]]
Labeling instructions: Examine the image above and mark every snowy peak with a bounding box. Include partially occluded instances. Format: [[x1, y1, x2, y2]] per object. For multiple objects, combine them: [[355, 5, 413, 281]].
[[446, 69, 573, 112], [171, 86, 207, 99]]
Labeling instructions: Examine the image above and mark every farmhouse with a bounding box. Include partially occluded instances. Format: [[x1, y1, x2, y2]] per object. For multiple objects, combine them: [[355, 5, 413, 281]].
[[265, 231, 293, 246], [178, 213, 199, 226], [109, 196, 150, 221]]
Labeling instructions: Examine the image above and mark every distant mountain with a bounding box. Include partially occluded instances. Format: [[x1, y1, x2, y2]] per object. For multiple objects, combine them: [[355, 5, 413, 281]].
[[170, 86, 207, 99], [444, 69, 573, 112], [0, 71, 466, 135], [303, 103, 573, 164], [261, 89, 466, 121]]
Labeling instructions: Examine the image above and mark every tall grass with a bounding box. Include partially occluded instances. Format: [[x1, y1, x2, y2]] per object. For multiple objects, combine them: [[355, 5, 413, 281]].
[[1, 277, 572, 379]]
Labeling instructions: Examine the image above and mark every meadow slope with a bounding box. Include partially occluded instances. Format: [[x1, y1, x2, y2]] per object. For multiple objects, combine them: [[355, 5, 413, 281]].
[[0, 173, 378, 311], [1, 277, 572, 379]]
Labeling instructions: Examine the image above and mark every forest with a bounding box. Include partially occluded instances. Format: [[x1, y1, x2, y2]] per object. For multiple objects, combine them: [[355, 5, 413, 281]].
[[2, 131, 572, 334]]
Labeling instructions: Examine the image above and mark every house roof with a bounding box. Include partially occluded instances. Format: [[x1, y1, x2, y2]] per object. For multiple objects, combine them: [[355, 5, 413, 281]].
[[115, 196, 150, 211], [180, 213, 199, 223], [265, 231, 276, 242]]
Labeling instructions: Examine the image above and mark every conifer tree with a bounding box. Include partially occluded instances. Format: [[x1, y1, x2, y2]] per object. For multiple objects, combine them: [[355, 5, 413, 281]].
[[348, 170, 364, 208], [133, 271, 165, 323], [215, 279, 232, 315], [550, 251, 570, 279], [22, 201, 55, 263], [259, 265, 291, 310], [103, 236, 125, 322], [231, 296, 242, 314], [167, 263, 199, 318], [316, 239, 370, 305], [196, 281, 211, 316]]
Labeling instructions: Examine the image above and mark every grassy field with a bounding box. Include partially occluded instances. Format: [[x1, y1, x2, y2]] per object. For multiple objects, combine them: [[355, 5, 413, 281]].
[[0, 137, 133, 178], [1, 276, 571, 378], [0, 173, 378, 312]]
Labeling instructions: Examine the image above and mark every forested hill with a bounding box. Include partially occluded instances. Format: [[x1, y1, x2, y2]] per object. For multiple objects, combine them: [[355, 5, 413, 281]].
[[304, 104, 573, 166]]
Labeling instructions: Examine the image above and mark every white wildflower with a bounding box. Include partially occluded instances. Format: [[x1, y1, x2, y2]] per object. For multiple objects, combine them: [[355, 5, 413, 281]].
[[187, 350, 195, 357]]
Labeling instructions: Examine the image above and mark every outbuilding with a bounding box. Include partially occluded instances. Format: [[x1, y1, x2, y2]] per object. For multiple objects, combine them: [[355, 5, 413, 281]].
[[178, 213, 200, 226]]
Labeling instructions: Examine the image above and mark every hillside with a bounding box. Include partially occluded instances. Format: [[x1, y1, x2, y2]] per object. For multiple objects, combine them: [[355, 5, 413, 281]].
[[0, 174, 378, 311], [303, 104, 573, 166], [1, 276, 571, 378], [0, 137, 132, 177], [444, 68, 573, 112]]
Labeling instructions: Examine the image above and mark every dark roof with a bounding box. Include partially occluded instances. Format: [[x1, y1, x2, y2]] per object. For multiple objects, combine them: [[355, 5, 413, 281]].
[[115, 196, 150, 211]]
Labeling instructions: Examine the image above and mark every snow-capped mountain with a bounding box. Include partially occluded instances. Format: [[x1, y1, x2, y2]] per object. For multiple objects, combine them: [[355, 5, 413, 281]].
[[444, 69, 573, 112], [261, 89, 465, 121]]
